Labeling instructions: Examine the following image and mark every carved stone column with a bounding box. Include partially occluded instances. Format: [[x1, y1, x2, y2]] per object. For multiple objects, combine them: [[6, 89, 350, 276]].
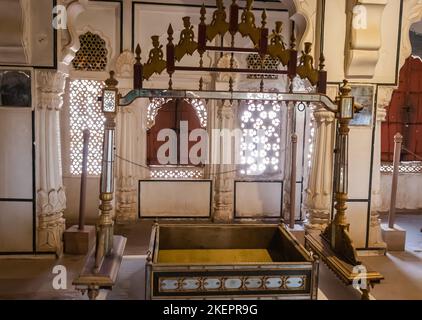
[[115, 105, 138, 223], [368, 86, 394, 248], [283, 101, 296, 222], [35, 70, 68, 256], [115, 97, 148, 223], [303, 107, 336, 231], [114, 51, 145, 223], [213, 99, 236, 223]]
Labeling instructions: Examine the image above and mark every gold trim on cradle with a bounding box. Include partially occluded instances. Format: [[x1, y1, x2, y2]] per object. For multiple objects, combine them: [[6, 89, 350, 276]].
[[175, 17, 198, 62], [238, 0, 261, 47], [206, 0, 229, 41], [297, 42, 319, 86], [143, 35, 166, 80], [268, 21, 290, 66], [157, 275, 307, 293]]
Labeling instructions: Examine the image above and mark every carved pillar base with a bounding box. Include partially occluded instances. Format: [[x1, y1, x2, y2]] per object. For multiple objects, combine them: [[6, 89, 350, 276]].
[[367, 88, 394, 248], [304, 208, 331, 231], [113, 63, 143, 223], [35, 70, 68, 257], [37, 212, 66, 256], [303, 108, 336, 231], [115, 186, 137, 224], [212, 97, 236, 223], [368, 213, 387, 248], [213, 165, 234, 223]]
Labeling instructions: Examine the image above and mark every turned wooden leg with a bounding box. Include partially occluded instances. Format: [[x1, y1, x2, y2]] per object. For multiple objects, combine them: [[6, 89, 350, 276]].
[[361, 281, 371, 300], [87, 285, 100, 300]]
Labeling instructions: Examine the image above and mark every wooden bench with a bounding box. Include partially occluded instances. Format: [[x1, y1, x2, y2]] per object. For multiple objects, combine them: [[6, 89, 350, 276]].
[[305, 232, 383, 300], [73, 235, 127, 300]]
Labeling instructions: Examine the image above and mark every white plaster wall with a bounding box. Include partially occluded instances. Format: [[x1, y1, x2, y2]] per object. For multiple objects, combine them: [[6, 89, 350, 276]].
[[380, 173, 422, 211], [29, 0, 55, 66], [62, 176, 100, 224], [0, 0, 54, 66], [0, 108, 33, 199], [235, 182, 282, 218], [0, 202, 33, 252], [139, 181, 211, 217], [347, 126, 373, 247], [0, 107, 33, 252]]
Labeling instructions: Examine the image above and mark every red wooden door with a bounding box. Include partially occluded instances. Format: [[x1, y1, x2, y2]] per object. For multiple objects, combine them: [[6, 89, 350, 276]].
[[147, 99, 202, 165], [382, 57, 422, 162]]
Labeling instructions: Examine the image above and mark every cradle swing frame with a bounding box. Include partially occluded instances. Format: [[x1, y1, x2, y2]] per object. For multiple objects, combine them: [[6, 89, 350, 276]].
[[74, 0, 382, 300]]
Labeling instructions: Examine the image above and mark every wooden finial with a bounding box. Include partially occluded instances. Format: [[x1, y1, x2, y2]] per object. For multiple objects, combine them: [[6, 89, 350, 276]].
[[199, 77, 204, 91], [167, 24, 174, 43], [290, 21, 296, 50], [319, 52, 325, 71], [340, 79, 351, 96], [261, 9, 267, 29], [168, 75, 173, 90], [105, 71, 118, 88], [135, 44, 142, 63], [200, 3, 206, 24]]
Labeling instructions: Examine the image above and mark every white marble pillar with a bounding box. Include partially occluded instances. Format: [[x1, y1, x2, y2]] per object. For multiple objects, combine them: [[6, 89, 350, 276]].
[[115, 104, 138, 223], [283, 101, 296, 222], [368, 86, 395, 248], [35, 70, 68, 256], [114, 51, 147, 223], [303, 106, 336, 231], [213, 98, 236, 223]]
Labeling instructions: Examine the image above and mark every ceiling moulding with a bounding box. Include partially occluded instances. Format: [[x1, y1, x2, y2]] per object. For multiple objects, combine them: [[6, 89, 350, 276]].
[[345, 0, 387, 78], [0, 0, 27, 64]]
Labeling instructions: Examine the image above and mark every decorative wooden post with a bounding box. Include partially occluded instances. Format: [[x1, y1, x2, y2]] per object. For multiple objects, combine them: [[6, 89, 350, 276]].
[[288, 21, 297, 93], [389, 133, 403, 229], [134, 44, 143, 89], [317, 54, 327, 94], [166, 24, 175, 89], [322, 80, 359, 265], [78, 129, 90, 230], [95, 71, 119, 270], [290, 133, 298, 229]]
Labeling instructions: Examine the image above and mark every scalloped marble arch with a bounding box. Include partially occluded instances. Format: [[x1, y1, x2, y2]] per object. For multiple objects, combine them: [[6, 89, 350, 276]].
[[398, 0, 422, 74], [60, 0, 315, 67], [60, 0, 87, 67]]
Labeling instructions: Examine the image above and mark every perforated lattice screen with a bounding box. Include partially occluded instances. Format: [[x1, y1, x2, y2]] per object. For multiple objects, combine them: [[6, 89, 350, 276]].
[[72, 32, 108, 71], [247, 54, 280, 80], [150, 167, 203, 179], [69, 79, 105, 175], [380, 162, 422, 174], [239, 100, 283, 176]]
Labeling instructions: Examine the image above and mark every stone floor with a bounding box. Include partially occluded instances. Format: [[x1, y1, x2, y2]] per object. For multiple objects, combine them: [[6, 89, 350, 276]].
[[360, 213, 422, 300], [0, 214, 420, 300]]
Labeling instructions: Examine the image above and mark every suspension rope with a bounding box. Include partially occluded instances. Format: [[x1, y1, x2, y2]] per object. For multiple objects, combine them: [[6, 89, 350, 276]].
[[115, 154, 240, 176], [401, 146, 422, 162]]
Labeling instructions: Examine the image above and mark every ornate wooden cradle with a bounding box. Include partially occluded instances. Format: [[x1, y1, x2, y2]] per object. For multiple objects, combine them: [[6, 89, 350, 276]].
[[145, 224, 319, 300]]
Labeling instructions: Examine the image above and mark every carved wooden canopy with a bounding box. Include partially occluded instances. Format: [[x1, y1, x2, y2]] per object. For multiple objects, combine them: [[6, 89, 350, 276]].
[[131, 0, 327, 94]]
